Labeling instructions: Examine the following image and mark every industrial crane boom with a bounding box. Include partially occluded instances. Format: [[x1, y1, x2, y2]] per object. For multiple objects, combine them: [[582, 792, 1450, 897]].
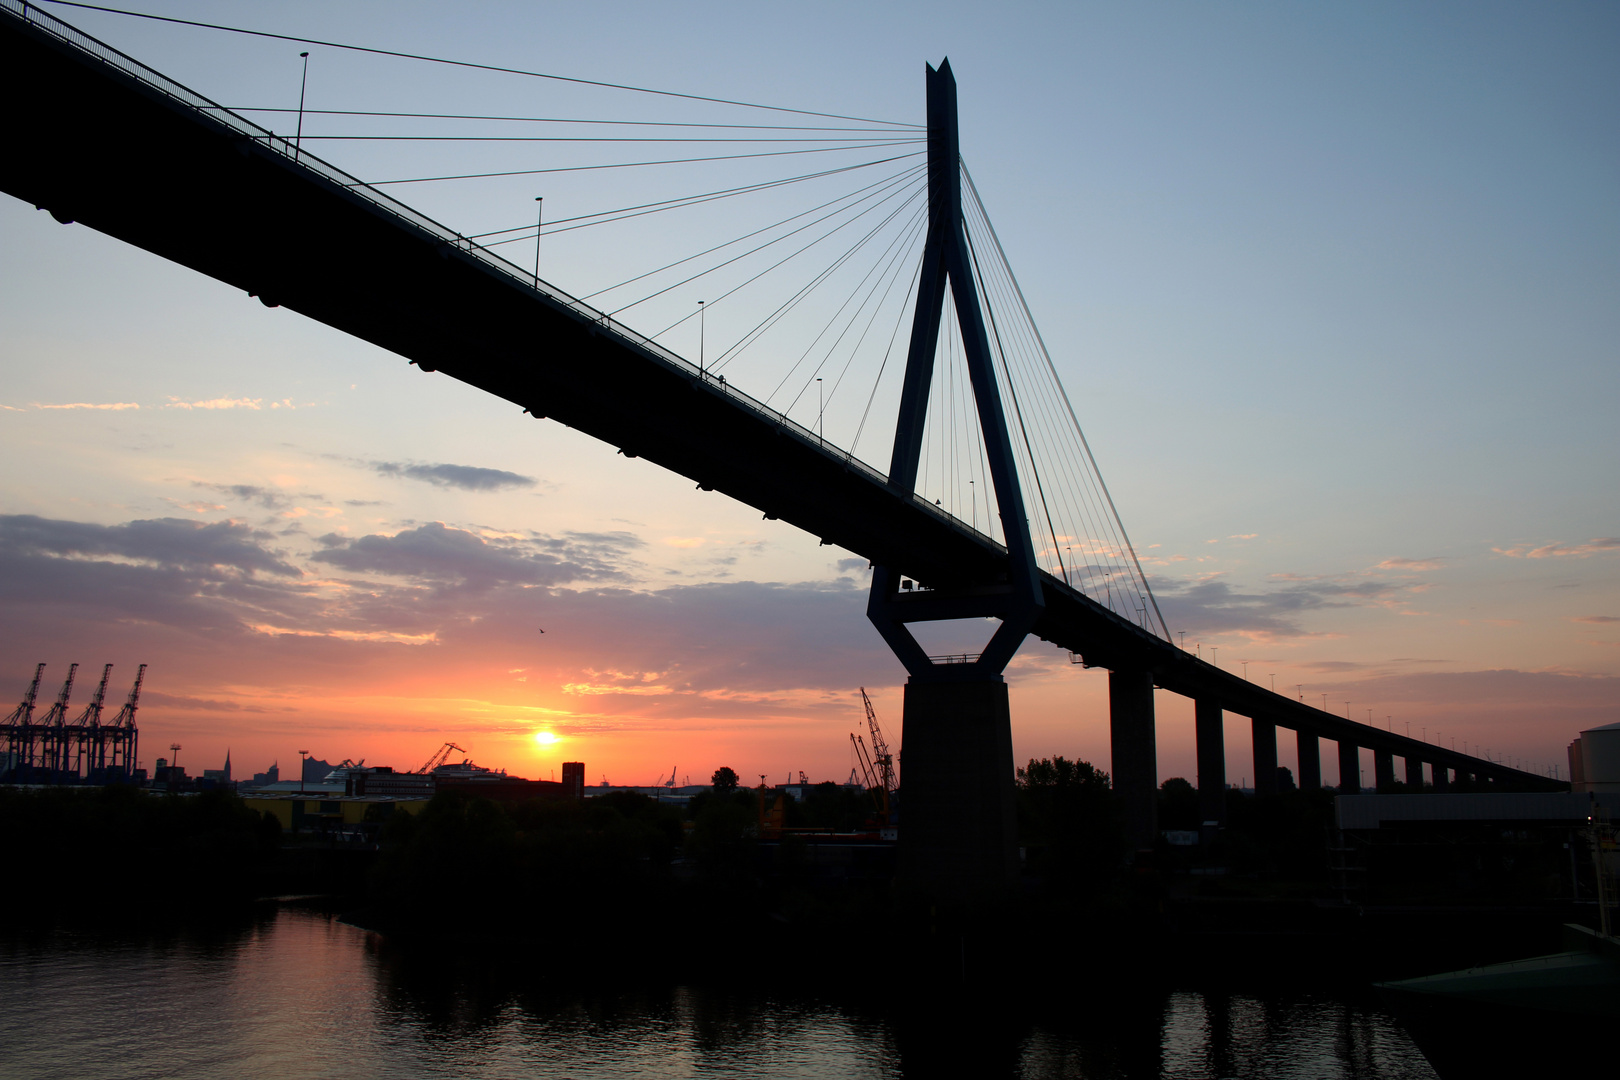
[[850, 732, 887, 816], [859, 687, 897, 800], [110, 664, 146, 729], [3, 663, 46, 726], [416, 741, 465, 775]]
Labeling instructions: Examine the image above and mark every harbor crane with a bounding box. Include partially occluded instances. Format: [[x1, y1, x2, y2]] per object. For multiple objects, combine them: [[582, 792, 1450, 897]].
[[852, 687, 898, 817], [416, 741, 465, 775]]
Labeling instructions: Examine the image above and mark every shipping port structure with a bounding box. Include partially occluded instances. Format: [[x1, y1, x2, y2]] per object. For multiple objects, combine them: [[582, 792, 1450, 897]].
[[1, 663, 144, 784]]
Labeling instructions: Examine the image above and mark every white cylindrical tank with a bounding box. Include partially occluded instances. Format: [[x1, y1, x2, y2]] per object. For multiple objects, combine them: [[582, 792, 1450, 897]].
[[1578, 721, 1620, 793]]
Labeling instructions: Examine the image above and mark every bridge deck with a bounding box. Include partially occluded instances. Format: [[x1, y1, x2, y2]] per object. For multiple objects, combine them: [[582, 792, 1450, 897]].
[[0, 3, 1559, 789]]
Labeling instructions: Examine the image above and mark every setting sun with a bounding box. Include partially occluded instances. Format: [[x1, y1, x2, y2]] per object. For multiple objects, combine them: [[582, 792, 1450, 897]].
[[533, 731, 559, 746]]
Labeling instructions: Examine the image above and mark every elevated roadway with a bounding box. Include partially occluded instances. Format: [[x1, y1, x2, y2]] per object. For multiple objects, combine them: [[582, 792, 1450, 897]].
[[0, 4, 1562, 831]]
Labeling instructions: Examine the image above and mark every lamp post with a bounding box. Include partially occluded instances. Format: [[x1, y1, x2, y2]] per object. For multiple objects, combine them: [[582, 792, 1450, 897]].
[[298, 749, 309, 794], [295, 52, 310, 161], [698, 300, 706, 377], [816, 377, 824, 443]]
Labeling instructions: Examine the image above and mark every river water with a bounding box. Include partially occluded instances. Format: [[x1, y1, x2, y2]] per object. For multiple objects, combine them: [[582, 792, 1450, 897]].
[[0, 906, 1437, 1079]]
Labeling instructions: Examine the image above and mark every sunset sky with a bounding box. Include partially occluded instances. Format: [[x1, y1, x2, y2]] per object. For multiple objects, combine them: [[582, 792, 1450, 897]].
[[2, 1, 1615, 788]]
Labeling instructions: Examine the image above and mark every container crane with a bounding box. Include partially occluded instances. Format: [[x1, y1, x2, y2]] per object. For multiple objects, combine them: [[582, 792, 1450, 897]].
[[2, 663, 47, 776], [106, 664, 144, 777]]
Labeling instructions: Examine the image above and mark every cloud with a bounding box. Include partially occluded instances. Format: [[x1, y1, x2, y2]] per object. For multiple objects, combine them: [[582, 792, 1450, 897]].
[[192, 482, 297, 511], [1304, 667, 1620, 717], [836, 558, 868, 574], [1573, 615, 1620, 624], [374, 461, 536, 492], [164, 397, 263, 410], [1301, 660, 1366, 673], [310, 522, 634, 588], [1377, 557, 1446, 571], [1494, 538, 1620, 559], [0, 514, 300, 578], [28, 402, 140, 411], [1153, 576, 1353, 639], [0, 510, 912, 753]]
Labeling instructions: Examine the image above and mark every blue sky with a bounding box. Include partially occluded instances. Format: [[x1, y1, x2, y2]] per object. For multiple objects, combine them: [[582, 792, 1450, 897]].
[[1, 1, 1615, 784]]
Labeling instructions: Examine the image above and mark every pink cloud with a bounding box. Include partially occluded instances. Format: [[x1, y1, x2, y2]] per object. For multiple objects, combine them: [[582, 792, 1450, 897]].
[[1377, 556, 1446, 571], [164, 396, 262, 411], [1493, 537, 1620, 559], [29, 401, 139, 411]]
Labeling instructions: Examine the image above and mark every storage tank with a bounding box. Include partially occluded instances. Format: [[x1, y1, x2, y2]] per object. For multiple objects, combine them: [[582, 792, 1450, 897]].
[[1576, 721, 1620, 793]]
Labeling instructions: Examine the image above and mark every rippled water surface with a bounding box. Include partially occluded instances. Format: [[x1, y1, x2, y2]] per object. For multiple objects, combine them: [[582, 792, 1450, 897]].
[[0, 907, 1437, 1079]]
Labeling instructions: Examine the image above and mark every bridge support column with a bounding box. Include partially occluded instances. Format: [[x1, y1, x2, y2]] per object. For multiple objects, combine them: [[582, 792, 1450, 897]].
[[1195, 697, 1225, 827], [1296, 731, 1321, 791], [1405, 755, 1425, 790], [1338, 740, 1360, 792], [896, 677, 1017, 898], [1110, 669, 1157, 852], [1432, 764, 1449, 792], [1252, 718, 1278, 795], [1374, 750, 1396, 790]]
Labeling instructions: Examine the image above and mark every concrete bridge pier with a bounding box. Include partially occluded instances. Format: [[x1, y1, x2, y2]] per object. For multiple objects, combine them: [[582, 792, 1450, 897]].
[[1297, 731, 1322, 790], [1195, 697, 1226, 826], [1432, 764, 1449, 792], [1338, 740, 1360, 792], [1252, 718, 1278, 794], [896, 677, 1018, 898], [1110, 669, 1157, 852], [1405, 754, 1425, 790], [1374, 749, 1396, 790]]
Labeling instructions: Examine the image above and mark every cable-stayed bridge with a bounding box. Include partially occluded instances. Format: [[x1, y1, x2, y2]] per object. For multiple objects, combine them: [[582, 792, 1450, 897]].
[[0, 2, 1563, 893]]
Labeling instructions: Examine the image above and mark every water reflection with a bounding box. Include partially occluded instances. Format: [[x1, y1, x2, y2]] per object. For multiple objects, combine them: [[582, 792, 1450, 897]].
[[0, 907, 1435, 1079]]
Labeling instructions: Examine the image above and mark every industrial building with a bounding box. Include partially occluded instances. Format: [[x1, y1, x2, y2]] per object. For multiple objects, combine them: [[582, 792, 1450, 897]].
[[1569, 721, 1620, 793], [243, 792, 430, 835]]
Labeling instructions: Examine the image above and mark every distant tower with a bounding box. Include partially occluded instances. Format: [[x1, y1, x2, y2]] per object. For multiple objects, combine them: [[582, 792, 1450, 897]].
[[561, 761, 585, 799], [223, 748, 232, 782]]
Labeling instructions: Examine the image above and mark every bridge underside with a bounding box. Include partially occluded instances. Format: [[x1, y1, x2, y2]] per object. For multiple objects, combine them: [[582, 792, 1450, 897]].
[[0, 9, 1564, 874]]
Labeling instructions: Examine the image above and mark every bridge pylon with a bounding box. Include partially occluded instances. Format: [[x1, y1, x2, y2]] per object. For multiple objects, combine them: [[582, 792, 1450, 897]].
[[868, 59, 1042, 900]]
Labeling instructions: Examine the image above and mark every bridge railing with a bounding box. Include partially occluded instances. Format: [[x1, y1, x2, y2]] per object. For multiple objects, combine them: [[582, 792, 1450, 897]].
[[6, 0, 1016, 557]]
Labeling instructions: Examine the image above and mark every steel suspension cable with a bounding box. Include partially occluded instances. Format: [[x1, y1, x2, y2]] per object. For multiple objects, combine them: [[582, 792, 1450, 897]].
[[584, 163, 923, 304], [962, 164, 1168, 637], [42, 2, 923, 127], [614, 169, 924, 320], [775, 205, 927, 412], [349, 142, 924, 187], [463, 157, 916, 242], [646, 184, 926, 344], [221, 106, 908, 133]]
